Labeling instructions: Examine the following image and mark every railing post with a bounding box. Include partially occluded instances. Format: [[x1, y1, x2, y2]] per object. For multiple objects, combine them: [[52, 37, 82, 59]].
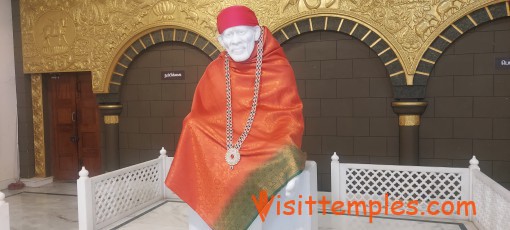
[[469, 156, 480, 170], [77, 167, 94, 230], [0, 191, 9, 230], [158, 147, 167, 159], [468, 156, 479, 221], [159, 147, 168, 199], [331, 152, 340, 202]]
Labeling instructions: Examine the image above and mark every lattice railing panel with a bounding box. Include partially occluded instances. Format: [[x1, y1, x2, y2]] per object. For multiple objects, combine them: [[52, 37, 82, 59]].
[[343, 166, 467, 211], [472, 170, 510, 230], [91, 159, 163, 228]]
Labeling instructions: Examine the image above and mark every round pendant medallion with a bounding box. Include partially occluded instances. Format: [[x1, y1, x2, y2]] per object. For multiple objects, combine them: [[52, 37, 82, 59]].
[[225, 148, 241, 167]]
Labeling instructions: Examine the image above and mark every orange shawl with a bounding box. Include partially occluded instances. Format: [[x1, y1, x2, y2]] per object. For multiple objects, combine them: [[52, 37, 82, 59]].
[[165, 27, 306, 229]]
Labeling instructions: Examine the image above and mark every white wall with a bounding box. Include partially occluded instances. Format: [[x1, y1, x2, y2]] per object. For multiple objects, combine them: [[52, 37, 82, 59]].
[[0, 0, 18, 190]]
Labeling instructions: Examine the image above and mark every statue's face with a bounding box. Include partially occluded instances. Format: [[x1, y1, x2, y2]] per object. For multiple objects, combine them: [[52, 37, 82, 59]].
[[218, 26, 261, 62]]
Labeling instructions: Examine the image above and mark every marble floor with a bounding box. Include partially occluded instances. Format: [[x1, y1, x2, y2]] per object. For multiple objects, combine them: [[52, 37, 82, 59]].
[[2, 182, 477, 230]]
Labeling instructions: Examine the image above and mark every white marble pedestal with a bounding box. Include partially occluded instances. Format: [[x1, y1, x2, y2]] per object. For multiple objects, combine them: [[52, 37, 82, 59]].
[[0, 192, 9, 230], [189, 161, 318, 230]]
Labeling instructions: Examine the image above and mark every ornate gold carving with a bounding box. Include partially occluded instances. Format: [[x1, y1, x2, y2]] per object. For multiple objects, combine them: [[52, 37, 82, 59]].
[[20, 0, 503, 90], [153, 1, 177, 20], [399, 115, 421, 127], [104, 115, 119, 125], [31, 74, 46, 177]]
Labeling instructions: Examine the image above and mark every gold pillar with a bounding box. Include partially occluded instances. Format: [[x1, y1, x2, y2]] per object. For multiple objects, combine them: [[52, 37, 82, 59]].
[[31, 74, 46, 177]]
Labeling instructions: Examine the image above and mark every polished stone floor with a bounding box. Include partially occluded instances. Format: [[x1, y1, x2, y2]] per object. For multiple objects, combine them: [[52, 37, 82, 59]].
[[2, 182, 477, 230]]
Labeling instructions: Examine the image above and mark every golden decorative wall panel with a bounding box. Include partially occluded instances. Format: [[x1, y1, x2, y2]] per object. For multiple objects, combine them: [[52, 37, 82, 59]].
[[31, 74, 46, 177], [20, 0, 503, 92]]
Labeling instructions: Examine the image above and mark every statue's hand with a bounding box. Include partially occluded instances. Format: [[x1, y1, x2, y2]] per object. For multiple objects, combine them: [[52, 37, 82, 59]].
[[285, 175, 300, 196]]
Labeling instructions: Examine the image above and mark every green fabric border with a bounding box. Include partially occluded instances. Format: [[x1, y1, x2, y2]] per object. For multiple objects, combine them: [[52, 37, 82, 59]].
[[213, 145, 307, 229]]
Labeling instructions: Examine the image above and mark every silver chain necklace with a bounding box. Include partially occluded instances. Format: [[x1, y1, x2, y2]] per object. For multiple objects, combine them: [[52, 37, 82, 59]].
[[225, 27, 264, 170]]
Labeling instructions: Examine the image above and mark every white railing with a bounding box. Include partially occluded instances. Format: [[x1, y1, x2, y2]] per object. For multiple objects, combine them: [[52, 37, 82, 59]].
[[78, 147, 175, 230], [471, 161, 510, 230], [0, 191, 9, 230], [332, 153, 510, 222]]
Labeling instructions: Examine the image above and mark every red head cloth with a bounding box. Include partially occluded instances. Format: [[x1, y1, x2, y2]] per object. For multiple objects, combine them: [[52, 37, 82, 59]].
[[217, 5, 259, 34]]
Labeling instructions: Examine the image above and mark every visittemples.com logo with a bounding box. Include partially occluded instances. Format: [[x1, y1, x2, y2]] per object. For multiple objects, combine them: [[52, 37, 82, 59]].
[[251, 189, 476, 223]]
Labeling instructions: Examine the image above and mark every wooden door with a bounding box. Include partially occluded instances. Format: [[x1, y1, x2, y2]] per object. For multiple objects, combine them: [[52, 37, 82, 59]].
[[49, 72, 101, 180]]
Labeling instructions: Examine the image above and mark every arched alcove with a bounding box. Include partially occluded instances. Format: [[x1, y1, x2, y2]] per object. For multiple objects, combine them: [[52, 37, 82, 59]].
[[118, 41, 212, 166], [421, 16, 510, 189], [281, 30, 397, 191]]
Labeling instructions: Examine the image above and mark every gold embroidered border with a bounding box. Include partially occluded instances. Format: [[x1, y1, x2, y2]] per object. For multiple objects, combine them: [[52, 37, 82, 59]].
[[215, 146, 306, 229]]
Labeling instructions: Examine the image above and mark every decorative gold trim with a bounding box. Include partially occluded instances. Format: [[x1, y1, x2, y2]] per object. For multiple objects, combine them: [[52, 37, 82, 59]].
[[149, 33, 155, 45], [281, 29, 289, 40], [201, 41, 209, 50], [415, 71, 430, 76], [98, 104, 123, 109], [378, 47, 390, 56], [139, 39, 146, 49], [439, 35, 452, 43], [20, 1, 506, 90], [183, 30, 189, 42], [370, 38, 381, 48], [390, 70, 404, 77], [123, 53, 132, 61], [110, 81, 121, 85], [337, 18, 344, 31], [385, 58, 398, 66], [485, 7, 494, 20], [173, 28, 176, 41], [209, 49, 218, 56], [421, 58, 435, 64], [117, 62, 128, 69], [391, 101, 428, 107], [361, 30, 371, 41], [429, 47, 443, 54], [405, 74, 413, 85], [130, 46, 139, 55], [104, 115, 119, 125], [192, 34, 200, 45], [349, 23, 358, 35], [467, 15, 478, 26], [294, 23, 301, 34], [31, 74, 46, 177], [113, 71, 124, 77], [452, 24, 463, 34], [399, 115, 421, 126], [507, 1, 510, 16], [161, 29, 165, 42]]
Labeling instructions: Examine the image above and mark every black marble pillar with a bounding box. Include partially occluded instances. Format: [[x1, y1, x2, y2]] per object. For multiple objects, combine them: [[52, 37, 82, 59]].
[[99, 104, 122, 172], [391, 101, 428, 165]]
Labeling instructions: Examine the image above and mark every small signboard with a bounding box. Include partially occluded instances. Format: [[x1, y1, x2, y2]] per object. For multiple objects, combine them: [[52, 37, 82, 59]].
[[161, 71, 185, 80], [496, 57, 510, 70]]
